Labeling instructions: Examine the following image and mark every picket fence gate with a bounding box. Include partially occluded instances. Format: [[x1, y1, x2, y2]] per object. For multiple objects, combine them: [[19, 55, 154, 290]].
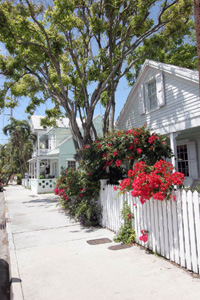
[[99, 181, 200, 274]]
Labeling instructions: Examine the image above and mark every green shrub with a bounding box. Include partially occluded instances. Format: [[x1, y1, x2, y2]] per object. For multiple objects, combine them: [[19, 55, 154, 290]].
[[16, 174, 22, 185], [55, 168, 101, 226], [114, 201, 136, 245]]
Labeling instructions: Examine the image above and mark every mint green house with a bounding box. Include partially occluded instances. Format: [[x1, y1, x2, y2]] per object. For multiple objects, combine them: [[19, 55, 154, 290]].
[[22, 115, 103, 193]]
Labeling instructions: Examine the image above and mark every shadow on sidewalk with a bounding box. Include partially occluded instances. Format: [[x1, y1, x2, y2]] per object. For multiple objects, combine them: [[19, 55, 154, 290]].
[[0, 259, 10, 300]]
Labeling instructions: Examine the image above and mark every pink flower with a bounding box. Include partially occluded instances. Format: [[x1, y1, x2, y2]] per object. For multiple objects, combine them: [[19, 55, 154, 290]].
[[139, 234, 148, 243], [116, 160, 122, 167], [54, 188, 59, 195], [172, 195, 176, 201]]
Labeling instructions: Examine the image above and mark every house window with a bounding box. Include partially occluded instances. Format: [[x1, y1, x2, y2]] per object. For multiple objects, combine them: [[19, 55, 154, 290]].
[[139, 72, 165, 115], [67, 160, 76, 170], [177, 145, 189, 177], [148, 80, 157, 110]]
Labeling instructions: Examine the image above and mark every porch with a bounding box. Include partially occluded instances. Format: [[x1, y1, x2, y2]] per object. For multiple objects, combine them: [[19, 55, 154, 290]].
[[24, 155, 59, 194]]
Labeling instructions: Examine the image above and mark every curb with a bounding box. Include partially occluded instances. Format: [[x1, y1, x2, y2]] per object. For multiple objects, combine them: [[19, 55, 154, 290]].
[[3, 191, 24, 300]]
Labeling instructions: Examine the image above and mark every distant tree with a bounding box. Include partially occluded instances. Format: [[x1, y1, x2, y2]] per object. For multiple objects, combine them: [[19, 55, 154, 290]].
[[2, 118, 36, 177], [0, 0, 195, 157]]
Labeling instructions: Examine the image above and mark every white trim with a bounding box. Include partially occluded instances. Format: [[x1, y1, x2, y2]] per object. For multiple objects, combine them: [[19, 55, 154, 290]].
[[176, 139, 190, 146]]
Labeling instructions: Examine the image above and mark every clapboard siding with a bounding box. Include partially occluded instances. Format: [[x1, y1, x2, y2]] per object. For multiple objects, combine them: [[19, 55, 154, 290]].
[[117, 67, 199, 134]]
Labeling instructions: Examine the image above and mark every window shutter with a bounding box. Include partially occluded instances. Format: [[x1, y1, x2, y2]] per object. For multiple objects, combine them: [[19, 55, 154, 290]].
[[187, 142, 198, 179], [145, 83, 150, 112], [138, 84, 145, 114], [156, 72, 165, 107]]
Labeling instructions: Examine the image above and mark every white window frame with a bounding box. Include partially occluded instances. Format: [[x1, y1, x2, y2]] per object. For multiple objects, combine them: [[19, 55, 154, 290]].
[[139, 71, 165, 115], [176, 140, 198, 179], [147, 79, 158, 111]]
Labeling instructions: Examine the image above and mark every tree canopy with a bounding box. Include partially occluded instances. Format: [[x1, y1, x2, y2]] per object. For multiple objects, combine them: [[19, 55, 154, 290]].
[[0, 0, 196, 155]]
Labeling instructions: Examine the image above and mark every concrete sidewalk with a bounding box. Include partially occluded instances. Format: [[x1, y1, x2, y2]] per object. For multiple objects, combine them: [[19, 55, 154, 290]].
[[4, 185, 200, 300]]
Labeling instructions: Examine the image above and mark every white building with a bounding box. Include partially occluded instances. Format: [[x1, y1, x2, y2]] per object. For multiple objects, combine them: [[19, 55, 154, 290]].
[[23, 115, 103, 193], [116, 60, 200, 185]]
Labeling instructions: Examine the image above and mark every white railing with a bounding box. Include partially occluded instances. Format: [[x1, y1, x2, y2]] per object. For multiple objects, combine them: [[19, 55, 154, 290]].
[[32, 149, 49, 157], [99, 183, 200, 274], [29, 178, 56, 194]]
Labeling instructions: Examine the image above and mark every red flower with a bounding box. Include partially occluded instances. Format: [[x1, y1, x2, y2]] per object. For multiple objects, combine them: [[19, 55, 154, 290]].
[[102, 153, 108, 158], [126, 129, 134, 134], [172, 195, 176, 201], [137, 148, 142, 154], [97, 144, 102, 148], [108, 143, 112, 147], [139, 234, 148, 242], [113, 151, 119, 157], [148, 134, 158, 144], [80, 194, 83, 197], [116, 160, 122, 167], [134, 131, 139, 136], [129, 143, 134, 150]]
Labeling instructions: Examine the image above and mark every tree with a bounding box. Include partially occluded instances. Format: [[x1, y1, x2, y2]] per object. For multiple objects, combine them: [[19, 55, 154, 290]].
[[2, 118, 36, 177], [194, 0, 200, 88], [0, 0, 195, 157]]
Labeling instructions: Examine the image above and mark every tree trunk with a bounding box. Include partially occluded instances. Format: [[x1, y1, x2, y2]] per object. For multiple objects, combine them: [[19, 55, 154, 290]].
[[109, 87, 115, 133], [194, 0, 200, 93]]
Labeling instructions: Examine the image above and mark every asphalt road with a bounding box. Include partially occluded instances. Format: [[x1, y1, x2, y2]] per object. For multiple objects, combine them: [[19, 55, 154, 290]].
[[0, 191, 10, 300]]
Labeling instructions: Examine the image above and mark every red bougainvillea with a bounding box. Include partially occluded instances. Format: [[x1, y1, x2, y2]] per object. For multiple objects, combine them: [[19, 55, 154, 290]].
[[115, 160, 184, 204]]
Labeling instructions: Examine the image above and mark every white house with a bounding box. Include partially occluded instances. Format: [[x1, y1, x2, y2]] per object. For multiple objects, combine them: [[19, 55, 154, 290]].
[[116, 60, 200, 185], [23, 114, 103, 193]]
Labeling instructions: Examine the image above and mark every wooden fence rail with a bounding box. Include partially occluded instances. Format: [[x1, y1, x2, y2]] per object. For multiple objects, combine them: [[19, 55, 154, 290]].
[[99, 181, 200, 274]]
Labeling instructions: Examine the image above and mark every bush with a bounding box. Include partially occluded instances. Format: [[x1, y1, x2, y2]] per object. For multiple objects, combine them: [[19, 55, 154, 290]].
[[55, 168, 101, 226], [16, 174, 22, 185], [79, 125, 172, 184], [55, 126, 176, 227]]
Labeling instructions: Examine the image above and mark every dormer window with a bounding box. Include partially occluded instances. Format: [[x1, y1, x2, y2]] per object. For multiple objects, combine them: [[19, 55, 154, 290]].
[[148, 80, 157, 110], [139, 72, 165, 115]]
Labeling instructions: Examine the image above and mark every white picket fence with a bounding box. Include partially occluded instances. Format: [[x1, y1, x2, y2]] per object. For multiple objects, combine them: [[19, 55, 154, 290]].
[[99, 181, 200, 274]]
